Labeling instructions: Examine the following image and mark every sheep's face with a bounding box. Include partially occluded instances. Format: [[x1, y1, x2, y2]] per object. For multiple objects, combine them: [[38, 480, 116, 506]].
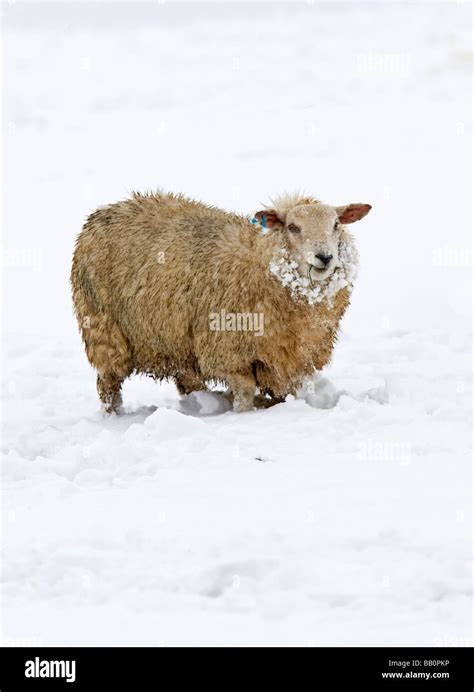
[[284, 204, 343, 281], [255, 200, 371, 282]]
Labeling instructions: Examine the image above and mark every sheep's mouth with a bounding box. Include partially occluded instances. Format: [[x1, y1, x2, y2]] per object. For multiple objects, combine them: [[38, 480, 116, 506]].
[[310, 264, 329, 274], [309, 264, 333, 278], [307, 263, 334, 287]]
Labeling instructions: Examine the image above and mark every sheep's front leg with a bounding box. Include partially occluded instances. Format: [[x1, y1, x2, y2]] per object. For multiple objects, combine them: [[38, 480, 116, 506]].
[[227, 372, 256, 412]]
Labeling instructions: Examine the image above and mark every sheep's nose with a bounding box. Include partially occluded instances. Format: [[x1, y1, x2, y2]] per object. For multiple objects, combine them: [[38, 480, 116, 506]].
[[315, 253, 333, 267]]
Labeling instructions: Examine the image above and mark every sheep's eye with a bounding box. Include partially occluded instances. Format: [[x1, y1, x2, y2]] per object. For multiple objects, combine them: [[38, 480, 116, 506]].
[[288, 223, 301, 234], [334, 221, 340, 231]]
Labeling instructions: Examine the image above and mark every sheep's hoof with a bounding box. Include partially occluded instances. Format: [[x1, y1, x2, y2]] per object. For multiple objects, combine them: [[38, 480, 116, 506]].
[[233, 402, 254, 413], [232, 394, 254, 413], [100, 392, 124, 415], [254, 394, 285, 409], [101, 402, 124, 415]]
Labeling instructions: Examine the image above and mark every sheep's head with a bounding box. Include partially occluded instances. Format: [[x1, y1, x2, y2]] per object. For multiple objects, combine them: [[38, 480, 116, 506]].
[[255, 194, 371, 282]]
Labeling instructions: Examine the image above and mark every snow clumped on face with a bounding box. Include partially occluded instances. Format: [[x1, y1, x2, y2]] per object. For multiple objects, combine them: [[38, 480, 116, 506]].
[[269, 234, 358, 306]]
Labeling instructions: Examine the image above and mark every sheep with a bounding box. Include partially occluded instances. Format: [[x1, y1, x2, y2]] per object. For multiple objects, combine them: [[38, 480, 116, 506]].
[[71, 191, 371, 413]]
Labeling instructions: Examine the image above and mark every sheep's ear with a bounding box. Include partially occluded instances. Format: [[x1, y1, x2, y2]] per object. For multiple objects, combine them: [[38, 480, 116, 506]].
[[335, 203, 372, 224], [254, 209, 284, 230]]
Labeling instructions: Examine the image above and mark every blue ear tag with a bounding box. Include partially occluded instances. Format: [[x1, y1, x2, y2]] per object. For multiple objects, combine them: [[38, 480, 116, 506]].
[[251, 215, 267, 232]]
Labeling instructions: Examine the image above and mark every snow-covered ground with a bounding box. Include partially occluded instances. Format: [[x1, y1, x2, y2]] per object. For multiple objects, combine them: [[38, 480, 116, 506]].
[[1, 1, 472, 646]]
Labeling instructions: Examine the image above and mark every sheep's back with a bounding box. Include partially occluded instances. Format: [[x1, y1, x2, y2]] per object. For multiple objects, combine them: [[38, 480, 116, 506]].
[[71, 192, 253, 374]]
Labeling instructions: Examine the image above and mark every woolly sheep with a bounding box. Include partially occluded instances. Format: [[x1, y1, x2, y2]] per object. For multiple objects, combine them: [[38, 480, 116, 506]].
[[71, 191, 371, 412]]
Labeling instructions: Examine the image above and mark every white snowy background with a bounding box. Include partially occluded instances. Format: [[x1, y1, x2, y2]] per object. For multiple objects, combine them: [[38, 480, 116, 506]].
[[2, 0, 472, 646]]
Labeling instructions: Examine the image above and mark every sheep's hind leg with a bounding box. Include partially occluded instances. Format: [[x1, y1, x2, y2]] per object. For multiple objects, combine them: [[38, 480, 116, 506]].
[[73, 283, 132, 414], [97, 372, 124, 414], [227, 372, 256, 412]]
